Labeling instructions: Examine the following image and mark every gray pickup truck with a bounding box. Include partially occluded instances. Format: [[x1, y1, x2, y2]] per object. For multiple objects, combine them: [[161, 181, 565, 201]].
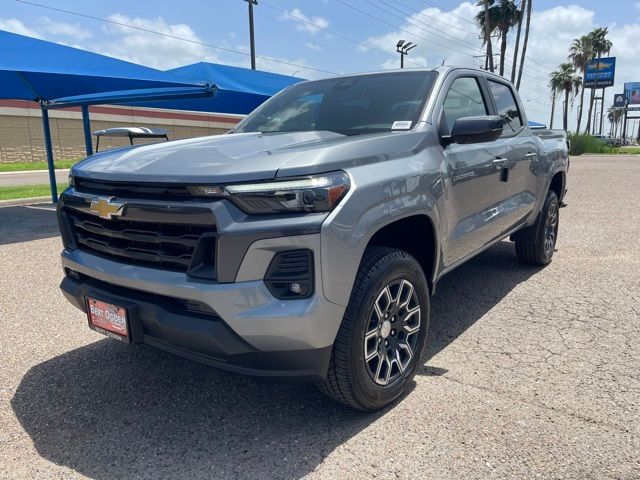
[[57, 67, 568, 410]]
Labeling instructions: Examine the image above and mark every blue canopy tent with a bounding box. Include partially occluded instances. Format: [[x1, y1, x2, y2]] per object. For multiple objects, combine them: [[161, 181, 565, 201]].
[[0, 30, 214, 202], [133, 62, 304, 115]]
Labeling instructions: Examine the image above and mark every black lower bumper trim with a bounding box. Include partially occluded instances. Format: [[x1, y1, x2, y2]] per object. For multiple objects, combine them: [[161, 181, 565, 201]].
[[60, 275, 331, 382]]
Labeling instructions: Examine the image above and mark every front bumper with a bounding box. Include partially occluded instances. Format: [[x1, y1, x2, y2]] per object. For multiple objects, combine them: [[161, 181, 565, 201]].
[[61, 271, 334, 382], [57, 187, 347, 381]]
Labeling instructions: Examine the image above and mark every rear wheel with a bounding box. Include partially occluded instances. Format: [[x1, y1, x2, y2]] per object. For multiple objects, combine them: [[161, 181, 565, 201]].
[[318, 247, 430, 411], [515, 190, 559, 266]]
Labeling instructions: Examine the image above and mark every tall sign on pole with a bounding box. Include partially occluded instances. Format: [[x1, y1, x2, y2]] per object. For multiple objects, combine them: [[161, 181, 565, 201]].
[[584, 56, 616, 135], [584, 57, 616, 88], [622, 82, 640, 142]]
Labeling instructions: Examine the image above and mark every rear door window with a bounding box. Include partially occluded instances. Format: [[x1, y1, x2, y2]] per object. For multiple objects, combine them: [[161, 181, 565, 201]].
[[487, 80, 523, 135]]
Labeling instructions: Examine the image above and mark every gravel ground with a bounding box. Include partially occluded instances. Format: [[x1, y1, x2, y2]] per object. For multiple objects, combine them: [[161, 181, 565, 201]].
[[0, 155, 639, 480]]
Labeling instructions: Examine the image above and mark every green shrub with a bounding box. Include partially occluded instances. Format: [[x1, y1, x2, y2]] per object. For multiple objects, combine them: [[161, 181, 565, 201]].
[[567, 133, 619, 156]]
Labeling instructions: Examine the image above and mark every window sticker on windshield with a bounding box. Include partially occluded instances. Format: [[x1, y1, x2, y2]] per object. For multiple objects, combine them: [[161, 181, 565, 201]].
[[391, 120, 412, 130]]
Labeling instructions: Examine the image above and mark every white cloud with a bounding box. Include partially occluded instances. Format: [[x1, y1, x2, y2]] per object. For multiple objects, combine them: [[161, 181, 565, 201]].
[[97, 14, 221, 69], [38, 17, 92, 41], [280, 8, 329, 35], [0, 18, 42, 38], [306, 42, 322, 51], [0, 17, 92, 41]]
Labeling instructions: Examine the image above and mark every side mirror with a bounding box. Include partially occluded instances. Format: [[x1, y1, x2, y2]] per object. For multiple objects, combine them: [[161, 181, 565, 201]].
[[448, 115, 504, 145]]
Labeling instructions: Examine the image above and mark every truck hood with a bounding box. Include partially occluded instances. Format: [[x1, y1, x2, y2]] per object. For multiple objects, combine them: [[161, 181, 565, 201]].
[[72, 129, 429, 184]]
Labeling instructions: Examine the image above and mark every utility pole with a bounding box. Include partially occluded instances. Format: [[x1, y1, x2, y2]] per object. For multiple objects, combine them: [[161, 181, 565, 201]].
[[244, 0, 258, 70], [396, 40, 417, 68]]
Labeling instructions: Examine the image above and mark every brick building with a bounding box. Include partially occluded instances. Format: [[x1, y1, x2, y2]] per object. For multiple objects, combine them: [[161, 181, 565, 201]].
[[0, 99, 242, 164]]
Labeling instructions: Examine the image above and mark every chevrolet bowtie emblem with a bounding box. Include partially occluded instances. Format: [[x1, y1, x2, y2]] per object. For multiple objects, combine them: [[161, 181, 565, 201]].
[[89, 197, 126, 220]]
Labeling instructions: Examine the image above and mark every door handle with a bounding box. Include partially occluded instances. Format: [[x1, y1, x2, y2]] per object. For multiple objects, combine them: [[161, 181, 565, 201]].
[[493, 157, 508, 169]]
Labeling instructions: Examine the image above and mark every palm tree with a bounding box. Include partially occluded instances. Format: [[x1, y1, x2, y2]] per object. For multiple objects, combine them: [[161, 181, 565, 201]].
[[549, 63, 582, 132], [607, 107, 618, 137], [584, 27, 613, 135], [607, 107, 624, 139], [510, 0, 525, 83], [515, 0, 532, 90], [568, 35, 593, 133], [475, 0, 520, 77]]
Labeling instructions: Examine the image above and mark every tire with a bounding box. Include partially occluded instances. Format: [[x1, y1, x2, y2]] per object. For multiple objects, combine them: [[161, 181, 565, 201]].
[[318, 246, 430, 411], [515, 190, 559, 266]]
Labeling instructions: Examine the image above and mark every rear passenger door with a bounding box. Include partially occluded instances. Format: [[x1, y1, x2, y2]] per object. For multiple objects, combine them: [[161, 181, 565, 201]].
[[438, 75, 509, 267], [486, 79, 539, 231]]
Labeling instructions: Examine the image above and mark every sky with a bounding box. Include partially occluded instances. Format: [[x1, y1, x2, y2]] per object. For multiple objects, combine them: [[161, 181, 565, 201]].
[[2, 0, 639, 132]]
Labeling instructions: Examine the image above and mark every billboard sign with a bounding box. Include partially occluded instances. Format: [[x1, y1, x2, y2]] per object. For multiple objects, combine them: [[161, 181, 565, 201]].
[[613, 93, 626, 108], [624, 82, 640, 105], [584, 56, 616, 88]]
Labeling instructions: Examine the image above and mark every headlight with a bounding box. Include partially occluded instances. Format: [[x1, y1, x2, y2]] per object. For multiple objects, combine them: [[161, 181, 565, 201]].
[[188, 171, 350, 214]]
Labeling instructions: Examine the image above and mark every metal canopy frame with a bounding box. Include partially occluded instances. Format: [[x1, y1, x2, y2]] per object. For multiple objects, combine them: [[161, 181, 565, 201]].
[[36, 85, 214, 203]]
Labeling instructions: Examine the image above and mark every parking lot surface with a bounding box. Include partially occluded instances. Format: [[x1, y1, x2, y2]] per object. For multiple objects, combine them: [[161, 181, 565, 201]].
[[1, 155, 639, 479]]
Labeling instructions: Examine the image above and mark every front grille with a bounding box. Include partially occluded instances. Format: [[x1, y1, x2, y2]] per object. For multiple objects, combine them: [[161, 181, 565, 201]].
[[65, 208, 216, 272], [74, 178, 193, 199]]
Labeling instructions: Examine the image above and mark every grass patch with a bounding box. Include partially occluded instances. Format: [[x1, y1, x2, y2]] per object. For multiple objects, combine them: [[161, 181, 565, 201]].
[[618, 146, 640, 154], [0, 159, 79, 172], [567, 133, 618, 155], [0, 184, 65, 201], [568, 134, 640, 155]]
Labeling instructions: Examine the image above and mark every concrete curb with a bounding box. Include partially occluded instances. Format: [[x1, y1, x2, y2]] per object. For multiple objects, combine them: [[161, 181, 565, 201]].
[[0, 197, 53, 208]]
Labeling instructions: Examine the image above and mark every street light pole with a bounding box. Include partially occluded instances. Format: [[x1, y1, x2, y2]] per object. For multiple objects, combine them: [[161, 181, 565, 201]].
[[244, 0, 258, 70], [396, 40, 417, 69]]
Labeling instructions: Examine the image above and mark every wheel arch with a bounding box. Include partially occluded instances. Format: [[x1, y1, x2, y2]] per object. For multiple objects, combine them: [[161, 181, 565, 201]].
[[365, 213, 439, 294], [549, 170, 566, 202]]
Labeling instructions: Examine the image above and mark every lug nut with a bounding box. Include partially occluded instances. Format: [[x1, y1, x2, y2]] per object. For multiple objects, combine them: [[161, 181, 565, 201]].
[[391, 329, 396, 336], [384, 340, 389, 346]]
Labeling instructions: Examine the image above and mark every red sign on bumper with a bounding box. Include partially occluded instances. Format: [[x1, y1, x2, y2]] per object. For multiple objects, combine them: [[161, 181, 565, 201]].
[[86, 297, 129, 341]]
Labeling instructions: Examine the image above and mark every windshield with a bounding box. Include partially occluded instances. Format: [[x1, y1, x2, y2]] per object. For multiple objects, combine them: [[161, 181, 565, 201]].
[[234, 71, 438, 136]]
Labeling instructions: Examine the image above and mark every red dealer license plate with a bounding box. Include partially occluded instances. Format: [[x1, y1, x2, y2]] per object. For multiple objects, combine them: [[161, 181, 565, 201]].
[[86, 297, 129, 342]]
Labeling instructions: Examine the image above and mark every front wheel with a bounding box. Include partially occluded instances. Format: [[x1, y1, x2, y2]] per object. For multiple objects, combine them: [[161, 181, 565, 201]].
[[515, 190, 559, 266], [318, 247, 430, 411]]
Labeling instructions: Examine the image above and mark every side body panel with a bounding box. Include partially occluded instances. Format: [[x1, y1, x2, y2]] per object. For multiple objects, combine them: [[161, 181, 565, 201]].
[[319, 131, 444, 306]]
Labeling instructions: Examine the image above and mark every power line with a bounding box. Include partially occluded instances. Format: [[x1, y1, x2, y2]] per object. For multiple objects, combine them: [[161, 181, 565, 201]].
[[264, 0, 549, 86], [14, 0, 338, 76], [375, 0, 550, 85], [418, 0, 555, 73], [260, 0, 422, 68], [335, 0, 478, 59], [337, 0, 550, 85], [389, 0, 475, 34], [366, 0, 486, 55], [418, 0, 477, 26]]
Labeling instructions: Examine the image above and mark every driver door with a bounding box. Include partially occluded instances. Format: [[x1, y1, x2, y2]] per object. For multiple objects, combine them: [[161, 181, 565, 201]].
[[439, 76, 509, 267]]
